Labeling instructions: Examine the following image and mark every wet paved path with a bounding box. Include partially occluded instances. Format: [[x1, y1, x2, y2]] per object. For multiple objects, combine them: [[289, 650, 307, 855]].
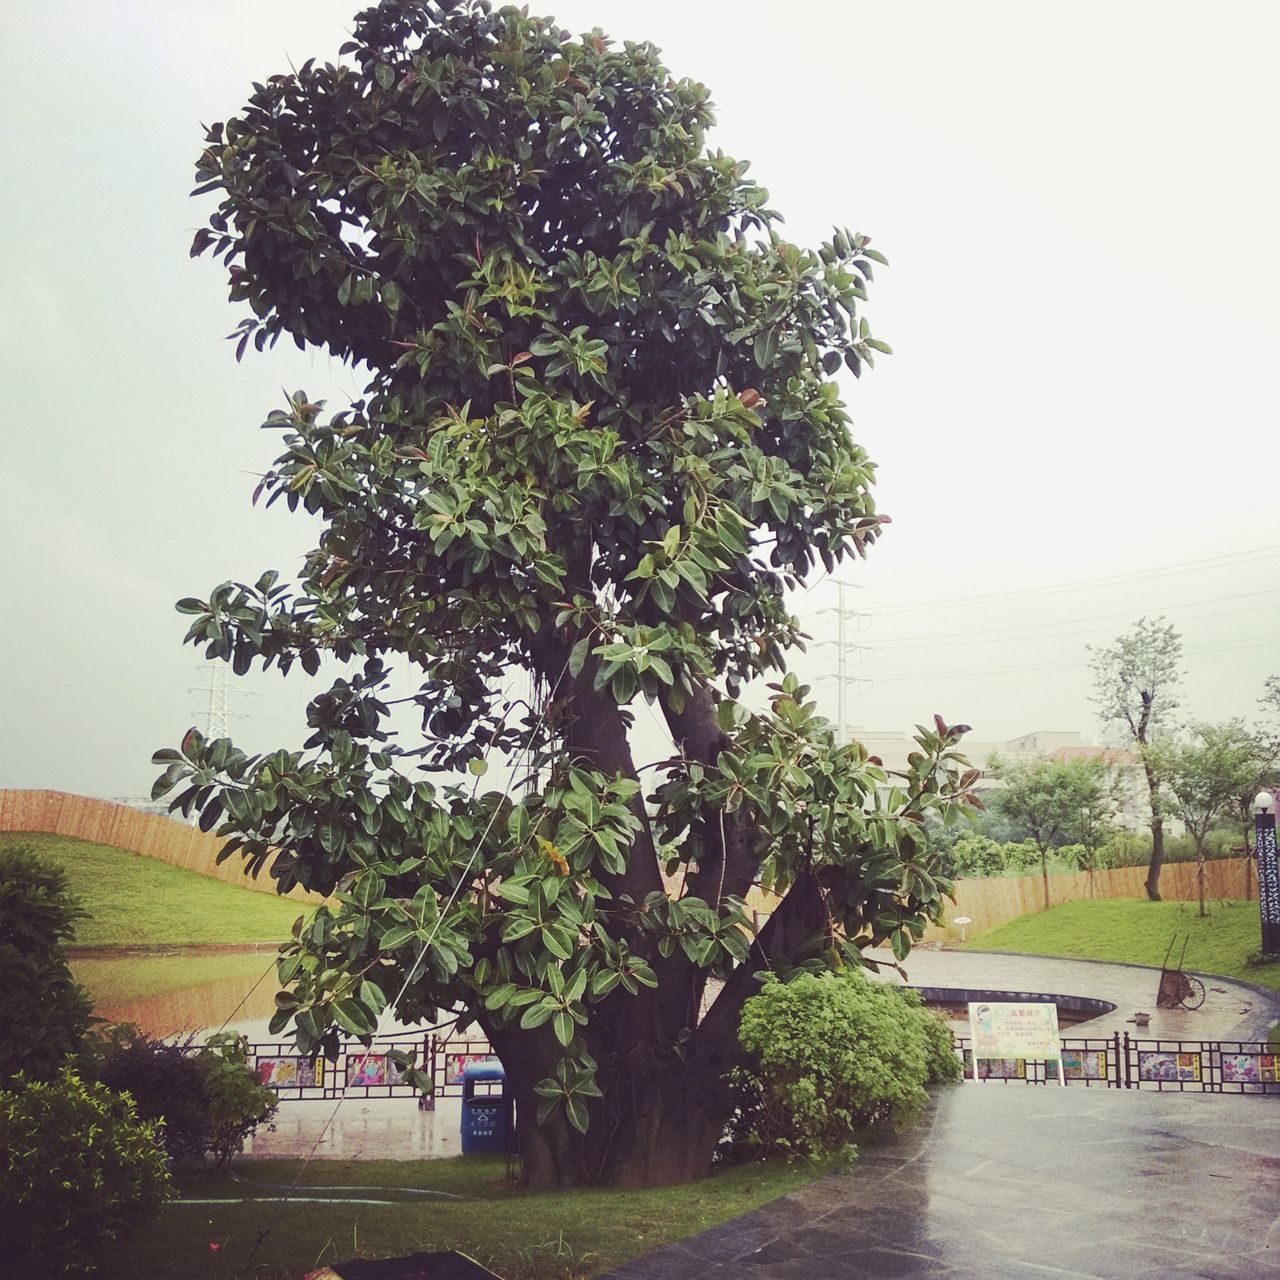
[[602, 1087, 1280, 1280], [871, 947, 1280, 1041]]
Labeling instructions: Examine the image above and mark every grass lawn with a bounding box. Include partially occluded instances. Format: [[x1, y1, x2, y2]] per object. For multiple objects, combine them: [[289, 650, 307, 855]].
[[964, 898, 1280, 992], [107, 1155, 825, 1280], [0, 832, 305, 948]]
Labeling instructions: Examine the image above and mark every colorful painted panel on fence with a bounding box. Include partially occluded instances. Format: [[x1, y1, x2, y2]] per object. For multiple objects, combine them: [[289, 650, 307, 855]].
[[445, 1052, 500, 1086], [968, 1001, 1061, 1060], [1221, 1053, 1279, 1084], [346, 1053, 413, 1088], [1138, 1050, 1201, 1082], [1062, 1049, 1107, 1081], [257, 1056, 324, 1088]]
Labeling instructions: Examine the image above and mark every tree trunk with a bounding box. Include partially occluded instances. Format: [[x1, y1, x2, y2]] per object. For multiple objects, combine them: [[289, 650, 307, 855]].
[[1196, 843, 1207, 918], [511, 1073, 727, 1188], [1040, 848, 1050, 911], [1145, 816, 1165, 901]]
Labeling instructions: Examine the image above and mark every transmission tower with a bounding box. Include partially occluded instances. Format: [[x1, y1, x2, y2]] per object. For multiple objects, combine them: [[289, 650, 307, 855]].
[[810, 580, 872, 744], [190, 663, 232, 739]]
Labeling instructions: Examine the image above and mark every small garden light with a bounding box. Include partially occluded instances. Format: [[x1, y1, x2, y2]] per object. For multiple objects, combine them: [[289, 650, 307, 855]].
[[953, 915, 973, 943], [1253, 791, 1275, 815]]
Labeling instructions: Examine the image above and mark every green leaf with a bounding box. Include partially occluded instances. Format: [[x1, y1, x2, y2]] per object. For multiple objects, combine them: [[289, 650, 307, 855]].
[[552, 1010, 574, 1046], [753, 328, 779, 369]]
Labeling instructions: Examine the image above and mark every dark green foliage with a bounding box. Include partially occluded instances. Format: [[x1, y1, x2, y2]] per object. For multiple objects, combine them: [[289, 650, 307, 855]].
[[0, 1068, 171, 1276], [0, 843, 93, 1082], [734, 972, 959, 1161], [159, 0, 979, 1185], [91, 1026, 278, 1169]]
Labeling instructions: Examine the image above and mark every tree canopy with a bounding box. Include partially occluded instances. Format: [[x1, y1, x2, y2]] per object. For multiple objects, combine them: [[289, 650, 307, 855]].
[[990, 755, 1119, 907], [155, 0, 977, 1187]]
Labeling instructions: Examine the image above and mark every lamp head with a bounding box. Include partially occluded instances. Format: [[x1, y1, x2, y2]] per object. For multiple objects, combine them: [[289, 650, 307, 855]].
[[1254, 790, 1276, 815]]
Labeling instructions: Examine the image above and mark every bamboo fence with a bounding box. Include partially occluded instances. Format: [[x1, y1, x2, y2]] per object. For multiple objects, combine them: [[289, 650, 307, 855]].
[[920, 856, 1256, 943], [0, 790, 321, 903], [4, 789, 1254, 944]]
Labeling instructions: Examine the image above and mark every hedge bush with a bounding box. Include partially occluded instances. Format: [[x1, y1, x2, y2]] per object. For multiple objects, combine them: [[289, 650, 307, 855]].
[[733, 970, 960, 1162], [0, 844, 94, 1082], [0, 1068, 170, 1276], [92, 1025, 278, 1169]]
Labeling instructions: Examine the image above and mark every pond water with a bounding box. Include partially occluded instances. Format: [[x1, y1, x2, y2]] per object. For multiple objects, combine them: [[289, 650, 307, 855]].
[[70, 945, 418, 1043], [71, 947, 285, 1040]]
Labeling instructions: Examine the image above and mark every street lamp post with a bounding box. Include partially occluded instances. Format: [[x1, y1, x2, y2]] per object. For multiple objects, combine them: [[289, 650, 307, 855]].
[[1254, 790, 1280, 956]]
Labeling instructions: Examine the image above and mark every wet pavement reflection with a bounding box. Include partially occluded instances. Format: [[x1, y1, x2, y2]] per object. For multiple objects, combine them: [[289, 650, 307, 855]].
[[601, 1087, 1280, 1279]]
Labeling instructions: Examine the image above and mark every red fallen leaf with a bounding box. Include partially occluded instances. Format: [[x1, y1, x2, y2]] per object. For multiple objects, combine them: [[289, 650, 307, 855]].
[[868, 755, 883, 766], [738, 388, 763, 409], [952, 724, 973, 735], [878, 513, 893, 524], [511, 351, 532, 366], [181, 726, 200, 755], [934, 714, 948, 736]]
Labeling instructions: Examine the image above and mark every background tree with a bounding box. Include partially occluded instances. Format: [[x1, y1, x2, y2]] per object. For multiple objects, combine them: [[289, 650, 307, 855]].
[[1088, 617, 1182, 900], [991, 755, 1117, 909], [1150, 721, 1269, 916], [155, 0, 978, 1188]]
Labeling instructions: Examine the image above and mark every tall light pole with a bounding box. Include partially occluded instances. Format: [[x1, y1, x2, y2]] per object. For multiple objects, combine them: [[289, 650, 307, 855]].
[[1254, 790, 1279, 955]]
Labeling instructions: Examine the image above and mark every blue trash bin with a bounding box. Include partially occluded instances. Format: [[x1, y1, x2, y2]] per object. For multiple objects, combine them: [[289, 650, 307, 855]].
[[460, 1060, 510, 1155]]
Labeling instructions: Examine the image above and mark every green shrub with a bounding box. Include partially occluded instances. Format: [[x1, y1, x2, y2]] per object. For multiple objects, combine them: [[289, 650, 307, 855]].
[[0, 844, 94, 1082], [734, 971, 958, 1161], [91, 1025, 277, 1170], [198, 1031, 279, 1169], [0, 1068, 171, 1276], [950, 834, 1039, 879]]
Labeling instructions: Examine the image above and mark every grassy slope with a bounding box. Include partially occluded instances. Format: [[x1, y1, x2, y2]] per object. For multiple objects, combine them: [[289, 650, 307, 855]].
[[965, 898, 1280, 992], [0, 832, 304, 947], [109, 1155, 824, 1280]]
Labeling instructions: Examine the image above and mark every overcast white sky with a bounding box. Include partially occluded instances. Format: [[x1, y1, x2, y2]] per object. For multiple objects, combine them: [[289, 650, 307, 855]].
[[2, 0, 1277, 799]]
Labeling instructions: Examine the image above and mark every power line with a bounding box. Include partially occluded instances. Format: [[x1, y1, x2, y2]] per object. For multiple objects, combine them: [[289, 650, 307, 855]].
[[865, 594, 1280, 649], [864, 632, 1280, 682], [855, 543, 1280, 615]]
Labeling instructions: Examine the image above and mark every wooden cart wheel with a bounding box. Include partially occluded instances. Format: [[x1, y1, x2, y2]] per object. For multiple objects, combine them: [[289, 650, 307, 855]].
[[1181, 976, 1206, 1010]]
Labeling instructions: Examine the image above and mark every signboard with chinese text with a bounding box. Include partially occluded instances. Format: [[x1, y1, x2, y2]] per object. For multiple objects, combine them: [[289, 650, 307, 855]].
[[968, 1001, 1064, 1087]]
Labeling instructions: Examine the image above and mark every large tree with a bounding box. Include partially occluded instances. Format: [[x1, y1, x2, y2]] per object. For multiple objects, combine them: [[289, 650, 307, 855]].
[[1088, 617, 1182, 900], [155, 0, 978, 1188]]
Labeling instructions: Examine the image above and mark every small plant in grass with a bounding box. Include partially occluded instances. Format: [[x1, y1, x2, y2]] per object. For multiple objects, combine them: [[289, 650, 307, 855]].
[[0, 1068, 171, 1276], [731, 971, 958, 1163]]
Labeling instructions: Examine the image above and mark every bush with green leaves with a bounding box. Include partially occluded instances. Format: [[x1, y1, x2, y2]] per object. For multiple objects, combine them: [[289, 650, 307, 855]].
[[733, 971, 959, 1161], [92, 1025, 277, 1170], [0, 843, 94, 1083], [0, 1068, 171, 1276], [949, 834, 1038, 879]]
